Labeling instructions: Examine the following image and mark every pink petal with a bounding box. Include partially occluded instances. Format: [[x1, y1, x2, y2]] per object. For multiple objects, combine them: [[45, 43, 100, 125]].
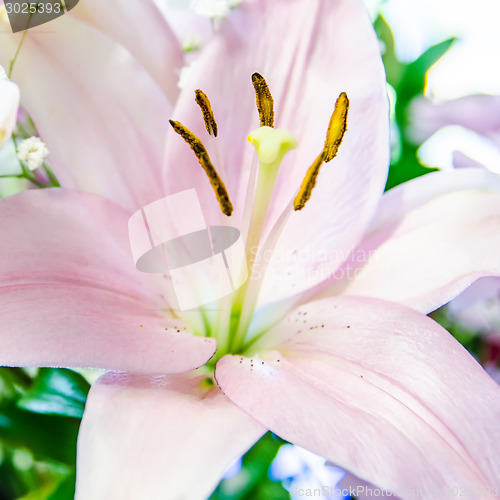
[[71, 0, 183, 104], [0, 15, 171, 211], [0, 78, 19, 148], [411, 95, 500, 143], [154, 1, 215, 55], [76, 371, 265, 499], [0, 189, 216, 372], [164, 0, 389, 303], [452, 150, 488, 170], [321, 168, 500, 314], [446, 277, 500, 333], [216, 296, 500, 494]]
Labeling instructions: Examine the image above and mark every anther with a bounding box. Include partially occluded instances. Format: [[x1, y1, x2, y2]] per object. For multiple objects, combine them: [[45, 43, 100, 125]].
[[294, 92, 349, 211], [195, 89, 218, 137], [169, 120, 233, 216], [323, 92, 349, 162], [252, 73, 275, 128], [293, 153, 324, 211]]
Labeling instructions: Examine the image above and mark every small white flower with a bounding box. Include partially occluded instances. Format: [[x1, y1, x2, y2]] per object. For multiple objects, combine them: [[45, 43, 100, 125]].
[[17, 137, 49, 171], [0, 65, 7, 81]]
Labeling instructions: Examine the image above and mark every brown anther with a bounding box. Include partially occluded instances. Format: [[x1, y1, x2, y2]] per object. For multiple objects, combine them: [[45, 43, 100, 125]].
[[169, 120, 233, 216], [252, 72, 275, 128], [195, 89, 218, 137], [294, 92, 349, 211]]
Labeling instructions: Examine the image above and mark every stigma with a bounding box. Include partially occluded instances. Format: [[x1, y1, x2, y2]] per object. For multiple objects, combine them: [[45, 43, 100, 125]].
[[248, 127, 297, 168]]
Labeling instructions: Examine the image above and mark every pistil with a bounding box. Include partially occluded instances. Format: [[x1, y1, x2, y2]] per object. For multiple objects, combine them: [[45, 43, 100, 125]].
[[228, 126, 297, 353]]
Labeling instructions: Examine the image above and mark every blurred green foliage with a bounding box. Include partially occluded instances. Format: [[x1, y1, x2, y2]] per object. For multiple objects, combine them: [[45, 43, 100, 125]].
[[375, 15, 455, 190], [0, 368, 89, 499], [211, 433, 289, 500]]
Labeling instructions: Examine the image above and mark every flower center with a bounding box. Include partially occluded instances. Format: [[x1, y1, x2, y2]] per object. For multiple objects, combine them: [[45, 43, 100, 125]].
[[169, 74, 349, 360]]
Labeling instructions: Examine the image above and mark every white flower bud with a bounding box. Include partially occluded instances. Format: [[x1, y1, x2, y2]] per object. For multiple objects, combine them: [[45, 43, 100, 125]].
[[17, 137, 49, 171]]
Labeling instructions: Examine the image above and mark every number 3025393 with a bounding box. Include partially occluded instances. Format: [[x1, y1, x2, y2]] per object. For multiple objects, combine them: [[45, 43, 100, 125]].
[[5, 2, 62, 14]]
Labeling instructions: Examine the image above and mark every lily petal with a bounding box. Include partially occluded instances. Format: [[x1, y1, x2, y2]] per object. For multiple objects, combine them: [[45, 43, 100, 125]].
[[164, 0, 389, 303], [446, 277, 500, 333], [71, 0, 183, 104], [76, 371, 266, 500], [0, 189, 216, 373], [320, 168, 500, 314], [0, 77, 19, 149], [216, 296, 500, 496], [410, 94, 500, 144], [0, 15, 171, 211], [154, 1, 215, 56]]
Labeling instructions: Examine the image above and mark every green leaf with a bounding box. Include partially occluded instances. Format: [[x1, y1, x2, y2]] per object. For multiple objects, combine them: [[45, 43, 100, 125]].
[[384, 39, 455, 190], [0, 449, 32, 499], [385, 143, 437, 190], [211, 433, 289, 500], [396, 38, 456, 125], [0, 367, 32, 399], [46, 470, 76, 500], [0, 403, 80, 465], [374, 15, 403, 88], [17, 368, 90, 418]]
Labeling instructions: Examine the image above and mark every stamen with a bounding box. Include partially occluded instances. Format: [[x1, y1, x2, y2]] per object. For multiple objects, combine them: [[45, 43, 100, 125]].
[[294, 92, 349, 211], [293, 153, 324, 211], [324, 92, 349, 162], [252, 73, 275, 128], [195, 89, 218, 137], [169, 120, 233, 216]]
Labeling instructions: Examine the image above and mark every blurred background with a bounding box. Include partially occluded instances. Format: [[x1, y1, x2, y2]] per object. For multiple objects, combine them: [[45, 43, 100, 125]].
[[0, 0, 499, 498]]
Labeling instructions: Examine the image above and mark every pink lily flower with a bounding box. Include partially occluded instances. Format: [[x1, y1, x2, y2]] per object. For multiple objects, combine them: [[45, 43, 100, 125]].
[[1, 0, 500, 498]]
